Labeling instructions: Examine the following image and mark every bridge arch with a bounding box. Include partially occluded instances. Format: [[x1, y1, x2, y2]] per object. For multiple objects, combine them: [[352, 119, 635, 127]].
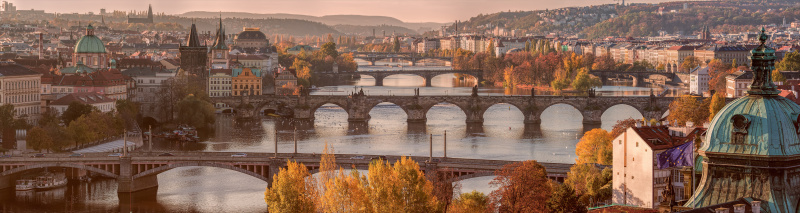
[[1, 163, 119, 179], [481, 102, 528, 123], [535, 102, 586, 127], [367, 101, 410, 119], [132, 162, 268, 182]]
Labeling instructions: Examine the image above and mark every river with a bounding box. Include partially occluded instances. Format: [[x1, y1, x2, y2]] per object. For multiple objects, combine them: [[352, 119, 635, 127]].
[[0, 64, 684, 212]]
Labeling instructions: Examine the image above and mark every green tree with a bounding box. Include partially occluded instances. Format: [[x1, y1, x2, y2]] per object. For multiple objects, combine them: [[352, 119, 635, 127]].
[[708, 92, 726, 121], [547, 183, 586, 213], [264, 161, 318, 213], [175, 94, 216, 129], [449, 191, 489, 213], [486, 40, 496, 57], [392, 37, 401, 53], [571, 68, 602, 93], [115, 99, 139, 122], [321, 42, 339, 59], [0, 104, 15, 149], [61, 101, 94, 125], [777, 51, 800, 71], [26, 126, 52, 152], [67, 116, 97, 148], [772, 69, 787, 84]]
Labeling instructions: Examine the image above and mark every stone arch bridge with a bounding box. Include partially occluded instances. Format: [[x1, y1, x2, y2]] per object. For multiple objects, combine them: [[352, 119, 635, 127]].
[[318, 70, 483, 86], [213, 94, 676, 125], [588, 70, 677, 86], [0, 152, 572, 194]]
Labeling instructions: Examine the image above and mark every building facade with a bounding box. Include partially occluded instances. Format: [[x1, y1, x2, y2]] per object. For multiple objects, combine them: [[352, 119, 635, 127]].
[[208, 69, 232, 97], [0, 63, 42, 124], [73, 25, 108, 69], [179, 23, 208, 92], [232, 68, 261, 96], [689, 66, 710, 96]]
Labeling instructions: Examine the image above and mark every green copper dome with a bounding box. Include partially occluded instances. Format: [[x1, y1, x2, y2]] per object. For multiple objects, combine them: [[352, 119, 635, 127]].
[[75, 24, 106, 53]]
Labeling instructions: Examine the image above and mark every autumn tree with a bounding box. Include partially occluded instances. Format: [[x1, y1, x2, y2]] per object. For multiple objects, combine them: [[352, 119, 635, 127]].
[[772, 69, 787, 84], [667, 95, 710, 126], [592, 54, 616, 70], [321, 42, 339, 59], [575, 129, 613, 165], [0, 104, 15, 149], [175, 94, 216, 129], [321, 169, 372, 213], [61, 101, 94, 125], [265, 161, 318, 213], [708, 92, 726, 121], [777, 51, 800, 71], [489, 160, 551, 213], [680, 56, 702, 72], [366, 157, 439, 213], [547, 183, 586, 213], [449, 191, 488, 213], [565, 164, 612, 207]]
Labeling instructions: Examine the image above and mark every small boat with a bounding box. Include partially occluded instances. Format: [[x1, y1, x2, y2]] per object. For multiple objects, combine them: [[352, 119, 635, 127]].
[[34, 173, 67, 190], [267, 113, 281, 117], [15, 179, 35, 191]]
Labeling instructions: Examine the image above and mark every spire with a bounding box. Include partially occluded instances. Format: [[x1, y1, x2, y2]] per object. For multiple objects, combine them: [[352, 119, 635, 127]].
[[747, 26, 778, 96], [101, 15, 105, 25], [211, 15, 228, 50], [147, 4, 153, 19], [186, 21, 201, 47]]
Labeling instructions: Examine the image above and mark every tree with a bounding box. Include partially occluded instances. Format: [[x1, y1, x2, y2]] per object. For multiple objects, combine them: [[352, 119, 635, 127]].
[[265, 161, 318, 213], [547, 183, 586, 213], [0, 104, 15, 149], [392, 38, 401, 53], [449, 191, 488, 213], [667, 95, 710, 126], [321, 42, 339, 59], [489, 160, 551, 213], [565, 164, 612, 207], [175, 94, 216, 129], [708, 92, 726, 121], [592, 54, 616, 70], [67, 115, 97, 148], [115, 99, 139, 122], [368, 157, 439, 213], [571, 68, 602, 93], [575, 129, 613, 165], [321, 169, 372, 213], [486, 40, 496, 57], [61, 101, 94, 125], [26, 126, 52, 152], [772, 69, 787, 84], [680, 56, 701, 73], [610, 118, 638, 137], [777, 51, 800, 71]]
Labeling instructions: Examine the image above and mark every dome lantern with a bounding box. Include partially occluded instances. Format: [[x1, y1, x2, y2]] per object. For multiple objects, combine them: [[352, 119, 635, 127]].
[[747, 27, 778, 96]]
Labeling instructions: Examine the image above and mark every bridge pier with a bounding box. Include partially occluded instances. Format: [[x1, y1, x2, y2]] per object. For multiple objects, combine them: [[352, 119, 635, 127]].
[[118, 157, 159, 193], [0, 174, 13, 190], [375, 76, 384, 86], [425, 76, 433, 87], [581, 110, 603, 125]]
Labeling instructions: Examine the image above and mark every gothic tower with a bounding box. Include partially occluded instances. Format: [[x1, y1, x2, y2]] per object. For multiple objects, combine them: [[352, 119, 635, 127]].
[[179, 22, 208, 92], [209, 17, 229, 69], [147, 4, 153, 21]]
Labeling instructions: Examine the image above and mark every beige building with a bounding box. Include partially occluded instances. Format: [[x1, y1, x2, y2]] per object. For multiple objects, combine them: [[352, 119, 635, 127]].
[[234, 28, 269, 49], [725, 71, 752, 98], [612, 124, 703, 209], [0, 63, 43, 124]]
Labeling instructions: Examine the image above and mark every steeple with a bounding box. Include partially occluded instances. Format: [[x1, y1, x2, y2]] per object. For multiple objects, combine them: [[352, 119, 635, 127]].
[[211, 16, 228, 50], [186, 21, 201, 47], [86, 24, 95, 36], [747, 27, 778, 96], [147, 4, 153, 19]]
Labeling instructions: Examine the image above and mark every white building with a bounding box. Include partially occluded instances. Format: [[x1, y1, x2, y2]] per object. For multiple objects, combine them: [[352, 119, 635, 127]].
[[0, 63, 43, 124], [612, 123, 704, 209], [689, 66, 710, 96], [209, 69, 232, 98], [50, 93, 116, 114]]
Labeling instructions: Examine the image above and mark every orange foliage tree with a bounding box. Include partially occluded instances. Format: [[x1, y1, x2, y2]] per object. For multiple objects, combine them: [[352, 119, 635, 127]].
[[489, 160, 552, 213], [575, 129, 613, 165]]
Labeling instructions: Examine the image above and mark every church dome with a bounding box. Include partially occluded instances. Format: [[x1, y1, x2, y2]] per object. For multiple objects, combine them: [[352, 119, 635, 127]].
[[75, 24, 106, 53], [702, 95, 800, 156], [237, 29, 267, 40]]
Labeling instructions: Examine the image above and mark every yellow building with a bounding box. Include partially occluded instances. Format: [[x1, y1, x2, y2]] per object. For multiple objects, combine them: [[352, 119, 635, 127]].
[[232, 68, 261, 96]]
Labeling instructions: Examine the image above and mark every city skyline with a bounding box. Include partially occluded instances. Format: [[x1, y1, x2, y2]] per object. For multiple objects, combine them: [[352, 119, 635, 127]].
[[11, 0, 682, 23]]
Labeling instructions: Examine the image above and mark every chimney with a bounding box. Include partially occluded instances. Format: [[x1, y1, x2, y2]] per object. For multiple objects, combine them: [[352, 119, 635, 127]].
[[714, 208, 729, 213], [686, 121, 694, 128], [751, 201, 761, 213], [635, 121, 642, 128], [39, 33, 44, 59], [733, 204, 745, 213]]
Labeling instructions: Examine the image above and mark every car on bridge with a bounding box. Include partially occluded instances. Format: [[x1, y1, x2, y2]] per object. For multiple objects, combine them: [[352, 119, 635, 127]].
[[231, 153, 247, 158], [69, 153, 84, 157], [0, 154, 12, 158], [32, 153, 45, 158], [108, 153, 123, 157], [158, 153, 174, 156], [349, 156, 365, 160]]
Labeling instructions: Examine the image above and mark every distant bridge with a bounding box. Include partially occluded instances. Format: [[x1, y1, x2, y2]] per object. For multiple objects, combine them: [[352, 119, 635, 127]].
[[0, 152, 572, 194], [318, 70, 483, 86], [348, 52, 453, 66], [211, 93, 675, 126], [588, 70, 677, 87]]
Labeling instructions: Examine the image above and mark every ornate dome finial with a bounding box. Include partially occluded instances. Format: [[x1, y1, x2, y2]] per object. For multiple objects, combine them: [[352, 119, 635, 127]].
[[759, 26, 768, 45]]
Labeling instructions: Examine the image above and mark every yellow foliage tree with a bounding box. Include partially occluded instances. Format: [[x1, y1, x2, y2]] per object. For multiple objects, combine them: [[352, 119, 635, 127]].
[[708, 92, 726, 121], [448, 191, 488, 213], [575, 128, 613, 165], [264, 161, 318, 213], [366, 157, 439, 213], [667, 95, 710, 126], [320, 169, 372, 213]]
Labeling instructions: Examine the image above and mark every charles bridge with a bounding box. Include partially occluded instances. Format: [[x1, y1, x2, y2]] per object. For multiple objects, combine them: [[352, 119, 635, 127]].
[[317, 69, 483, 86], [588, 70, 677, 87], [349, 51, 453, 66], [211, 92, 675, 126], [0, 152, 572, 194]]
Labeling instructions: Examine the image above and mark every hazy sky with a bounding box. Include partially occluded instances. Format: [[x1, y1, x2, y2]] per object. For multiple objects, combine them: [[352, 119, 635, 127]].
[[9, 0, 677, 23]]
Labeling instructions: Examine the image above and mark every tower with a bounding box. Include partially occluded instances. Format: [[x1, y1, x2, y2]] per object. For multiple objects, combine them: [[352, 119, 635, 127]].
[[684, 27, 798, 212], [147, 4, 153, 21], [179, 21, 208, 92], [209, 16, 229, 69]]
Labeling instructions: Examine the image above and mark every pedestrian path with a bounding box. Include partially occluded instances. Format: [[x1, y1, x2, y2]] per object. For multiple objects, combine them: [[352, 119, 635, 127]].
[[73, 139, 137, 153]]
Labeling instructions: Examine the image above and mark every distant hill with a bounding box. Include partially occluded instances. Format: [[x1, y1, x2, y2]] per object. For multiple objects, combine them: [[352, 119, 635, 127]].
[[332, 25, 419, 36], [179, 11, 445, 33]]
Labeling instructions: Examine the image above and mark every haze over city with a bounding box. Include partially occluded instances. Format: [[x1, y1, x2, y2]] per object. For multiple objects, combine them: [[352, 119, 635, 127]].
[[10, 0, 682, 22]]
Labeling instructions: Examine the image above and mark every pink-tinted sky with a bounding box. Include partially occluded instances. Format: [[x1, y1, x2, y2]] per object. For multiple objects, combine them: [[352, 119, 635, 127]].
[[9, 0, 679, 23]]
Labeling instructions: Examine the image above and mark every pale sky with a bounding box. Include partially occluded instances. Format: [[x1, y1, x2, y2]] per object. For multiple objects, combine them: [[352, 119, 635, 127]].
[[9, 0, 678, 23]]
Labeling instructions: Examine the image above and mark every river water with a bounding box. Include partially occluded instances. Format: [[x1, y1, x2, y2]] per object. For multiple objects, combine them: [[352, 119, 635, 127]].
[[0, 64, 684, 212]]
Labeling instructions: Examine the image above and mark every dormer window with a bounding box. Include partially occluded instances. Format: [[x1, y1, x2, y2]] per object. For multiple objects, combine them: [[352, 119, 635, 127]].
[[731, 114, 751, 144]]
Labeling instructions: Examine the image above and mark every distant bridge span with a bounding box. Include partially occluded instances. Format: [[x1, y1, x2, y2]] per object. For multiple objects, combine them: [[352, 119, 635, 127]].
[[318, 69, 483, 86]]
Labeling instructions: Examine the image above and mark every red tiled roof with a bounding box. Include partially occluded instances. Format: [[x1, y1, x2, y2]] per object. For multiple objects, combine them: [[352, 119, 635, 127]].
[[51, 92, 115, 106], [210, 69, 232, 75], [631, 125, 703, 150]]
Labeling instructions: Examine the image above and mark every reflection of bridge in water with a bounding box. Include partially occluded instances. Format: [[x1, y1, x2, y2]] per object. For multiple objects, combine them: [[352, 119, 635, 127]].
[[319, 70, 483, 86], [588, 70, 678, 87], [210, 93, 676, 126], [0, 152, 572, 196], [348, 52, 453, 66]]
